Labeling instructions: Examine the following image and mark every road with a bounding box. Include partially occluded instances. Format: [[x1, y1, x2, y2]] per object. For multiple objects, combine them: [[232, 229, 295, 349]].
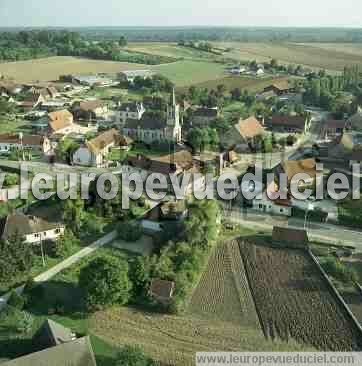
[[223, 207, 362, 251]]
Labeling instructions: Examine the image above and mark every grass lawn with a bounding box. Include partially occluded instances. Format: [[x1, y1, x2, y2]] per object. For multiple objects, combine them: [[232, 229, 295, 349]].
[[0, 115, 32, 134]]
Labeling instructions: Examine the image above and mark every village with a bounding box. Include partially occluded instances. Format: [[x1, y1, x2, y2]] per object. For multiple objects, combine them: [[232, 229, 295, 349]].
[[1, 28, 362, 365]]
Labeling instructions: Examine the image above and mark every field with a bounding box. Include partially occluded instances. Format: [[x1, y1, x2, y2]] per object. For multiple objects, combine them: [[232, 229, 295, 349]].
[[126, 42, 219, 61], [217, 42, 362, 72], [183, 75, 289, 93], [0, 56, 149, 83], [0, 56, 225, 87], [240, 240, 362, 351], [153, 60, 225, 87], [188, 240, 261, 329]]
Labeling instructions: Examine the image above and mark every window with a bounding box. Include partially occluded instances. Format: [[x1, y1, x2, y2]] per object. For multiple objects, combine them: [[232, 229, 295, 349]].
[[280, 209, 284, 213], [259, 204, 263, 209], [34, 233, 40, 238], [43, 232, 47, 236], [55, 228, 61, 234]]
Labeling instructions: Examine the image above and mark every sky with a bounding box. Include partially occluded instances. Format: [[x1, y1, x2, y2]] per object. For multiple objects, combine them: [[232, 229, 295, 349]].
[[0, 0, 361, 28]]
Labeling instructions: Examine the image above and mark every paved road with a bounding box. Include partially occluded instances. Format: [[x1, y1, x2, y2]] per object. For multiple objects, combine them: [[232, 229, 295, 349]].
[[223, 208, 362, 251]]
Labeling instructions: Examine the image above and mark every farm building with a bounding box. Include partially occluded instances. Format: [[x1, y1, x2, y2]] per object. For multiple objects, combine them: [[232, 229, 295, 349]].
[[272, 226, 309, 249], [263, 80, 294, 96], [73, 128, 131, 167], [221, 116, 264, 151], [149, 278, 175, 304], [119, 69, 154, 84], [265, 115, 310, 134]]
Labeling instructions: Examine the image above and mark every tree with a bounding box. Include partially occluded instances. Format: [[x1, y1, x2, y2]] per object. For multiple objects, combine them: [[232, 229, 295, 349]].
[[129, 256, 150, 298], [52, 230, 79, 258], [0, 233, 34, 283], [270, 58, 278, 69], [118, 36, 127, 47], [116, 345, 156, 366], [55, 138, 80, 164], [79, 256, 132, 311], [231, 88, 242, 101], [118, 222, 142, 242], [62, 197, 84, 234]]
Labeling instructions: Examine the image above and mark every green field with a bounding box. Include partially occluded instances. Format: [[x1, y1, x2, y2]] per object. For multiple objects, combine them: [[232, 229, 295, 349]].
[[153, 60, 226, 87]]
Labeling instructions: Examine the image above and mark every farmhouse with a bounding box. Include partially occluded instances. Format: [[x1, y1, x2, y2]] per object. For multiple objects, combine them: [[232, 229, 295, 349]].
[[121, 90, 182, 144], [191, 107, 219, 126], [272, 226, 309, 249], [265, 115, 310, 133], [123, 150, 204, 195], [0, 80, 23, 96], [73, 128, 131, 167], [19, 92, 46, 110], [252, 181, 292, 217], [114, 101, 145, 125], [0, 213, 65, 244], [0, 133, 51, 154], [221, 116, 264, 151], [263, 80, 294, 96], [72, 100, 108, 122], [48, 109, 74, 135], [149, 278, 175, 304]]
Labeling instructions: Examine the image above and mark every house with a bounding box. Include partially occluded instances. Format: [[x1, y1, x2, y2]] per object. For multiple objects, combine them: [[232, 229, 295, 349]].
[[272, 226, 309, 249], [119, 70, 154, 84], [73, 129, 131, 167], [256, 68, 265, 77], [263, 80, 294, 96], [191, 107, 219, 126], [141, 200, 188, 232], [227, 65, 247, 75], [252, 181, 292, 216], [48, 109, 84, 136], [0, 80, 23, 96], [321, 119, 351, 141], [72, 100, 108, 122], [265, 115, 310, 133], [123, 150, 204, 195], [18, 92, 46, 110], [39, 100, 71, 112], [114, 101, 145, 125], [149, 278, 175, 304], [221, 116, 264, 151], [0, 213, 65, 244], [121, 90, 182, 144], [2, 336, 97, 366], [33, 319, 76, 350], [48, 110, 74, 135], [278, 158, 318, 186], [0, 133, 51, 154]]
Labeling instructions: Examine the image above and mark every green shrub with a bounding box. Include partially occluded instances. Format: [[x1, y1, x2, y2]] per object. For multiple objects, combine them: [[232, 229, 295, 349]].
[[7, 291, 25, 310], [321, 258, 358, 283]]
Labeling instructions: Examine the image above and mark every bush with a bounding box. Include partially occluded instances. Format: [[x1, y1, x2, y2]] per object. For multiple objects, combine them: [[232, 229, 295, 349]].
[[7, 291, 25, 310], [79, 256, 132, 311], [321, 258, 358, 283], [116, 345, 156, 366]]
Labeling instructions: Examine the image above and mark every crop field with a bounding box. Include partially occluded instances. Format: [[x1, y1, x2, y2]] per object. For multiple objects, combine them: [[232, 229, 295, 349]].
[[90, 306, 310, 366], [185, 75, 289, 93], [217, 42, 362, 72], [188, 240, 261, 329], [126, 42, 218, 61], [240, 241, 362, 351], [0, 56, 225, 87], [0, 56, 149, 83]]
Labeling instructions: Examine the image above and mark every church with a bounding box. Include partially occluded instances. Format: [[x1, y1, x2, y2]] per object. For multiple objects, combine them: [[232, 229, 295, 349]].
[[120, 89, 182, 144]]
